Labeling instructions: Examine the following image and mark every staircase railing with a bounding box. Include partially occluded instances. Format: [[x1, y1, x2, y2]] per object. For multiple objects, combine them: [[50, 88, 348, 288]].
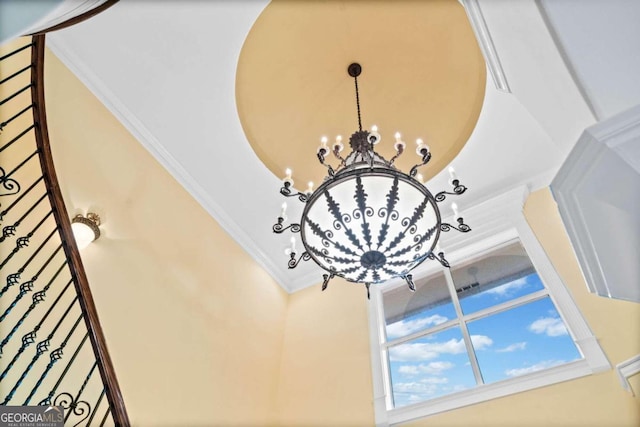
[[0, 32, 129, 426]]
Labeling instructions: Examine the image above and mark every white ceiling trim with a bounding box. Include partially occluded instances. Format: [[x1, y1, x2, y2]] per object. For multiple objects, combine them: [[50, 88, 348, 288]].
[[46, 37, 297, 293], [461, 0, 511, 93]]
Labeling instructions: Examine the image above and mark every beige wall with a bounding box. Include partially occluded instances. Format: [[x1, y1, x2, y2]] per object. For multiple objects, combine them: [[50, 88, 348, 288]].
[[38, 47, 639, 426], [275, 279, 374, 426], [44, 50, 289, 426]]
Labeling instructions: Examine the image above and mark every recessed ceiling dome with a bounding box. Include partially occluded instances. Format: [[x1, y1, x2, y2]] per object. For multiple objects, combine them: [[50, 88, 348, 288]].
[[236, 0, 486, 188]]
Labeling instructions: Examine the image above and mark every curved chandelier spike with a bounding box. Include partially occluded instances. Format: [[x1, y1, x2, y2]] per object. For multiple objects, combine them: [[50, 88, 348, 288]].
[[271, 63, 472, 298]]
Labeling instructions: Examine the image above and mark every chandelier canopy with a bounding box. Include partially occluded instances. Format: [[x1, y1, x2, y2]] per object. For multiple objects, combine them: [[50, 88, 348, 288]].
[[272, 63, 470, 298]]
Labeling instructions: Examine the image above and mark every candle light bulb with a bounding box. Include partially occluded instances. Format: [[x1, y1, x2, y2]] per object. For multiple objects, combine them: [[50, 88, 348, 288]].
[[415, 138, 429, 155], [336, 135, 342, 143], [306, 181, 314, 194], [290, 236, 296, 253], [452, 202, 460, 218], [280, 202, 287, 218], [371, 125, 378, 132], [416, 173, 424, 184], [448, 167, 458, 184], [321, 136, 328, 148], [394, 132, 402, 142], [283, 168, 293, 186]]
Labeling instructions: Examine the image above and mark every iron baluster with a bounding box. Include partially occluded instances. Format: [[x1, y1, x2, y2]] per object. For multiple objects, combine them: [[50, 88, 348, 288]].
[[0, 261, 67, 353], [0, 176, 44, 223], [86, 389, 106, 426], [23, 315, 84, 405], [0, 229, 57, 298], [0, 245, 64, 322], [0, 124, 35, 153], [0, 104, 33, 135], [0, 297, 77, 404], [0, 210, 53, 268], [1, 192, 48, 242], [38, 334, 90, 406]]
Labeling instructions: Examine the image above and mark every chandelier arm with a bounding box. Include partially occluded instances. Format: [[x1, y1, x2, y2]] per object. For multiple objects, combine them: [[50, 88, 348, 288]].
[[272, 217, 301, 234], [409, 149, 432, 177], [440, 218, 471, 233], [332, 146, 347, 168], [287, 251, 311, 269], [280, 182, 309, 203], [317, 149, 336, 177], [434, 180, 468, 202], [388, 144, 405, 166], [428, 251, 451, 268]]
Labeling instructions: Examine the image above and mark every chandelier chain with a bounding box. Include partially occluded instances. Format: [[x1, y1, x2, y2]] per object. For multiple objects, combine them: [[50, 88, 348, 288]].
[[354, 75, 362, 132]]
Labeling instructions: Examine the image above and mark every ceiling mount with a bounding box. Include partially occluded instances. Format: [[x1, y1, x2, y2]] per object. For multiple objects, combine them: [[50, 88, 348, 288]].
[[347, 62, 362, 78]]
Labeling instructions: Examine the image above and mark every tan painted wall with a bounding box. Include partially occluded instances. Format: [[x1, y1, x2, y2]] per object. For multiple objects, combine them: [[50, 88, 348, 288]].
[[275, 279, 375, 426], [43, 50, 289, 426]]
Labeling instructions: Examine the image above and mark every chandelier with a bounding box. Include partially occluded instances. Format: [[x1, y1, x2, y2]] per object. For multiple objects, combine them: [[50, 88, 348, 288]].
[[272, 63, 471, 298]]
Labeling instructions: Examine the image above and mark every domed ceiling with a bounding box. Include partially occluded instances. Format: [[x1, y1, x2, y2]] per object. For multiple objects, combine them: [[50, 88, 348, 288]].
[[236, 0, 486, 188]]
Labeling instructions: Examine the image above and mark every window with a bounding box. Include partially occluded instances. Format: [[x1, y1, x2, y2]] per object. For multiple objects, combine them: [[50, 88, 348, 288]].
[[368, 189, 610, 425]]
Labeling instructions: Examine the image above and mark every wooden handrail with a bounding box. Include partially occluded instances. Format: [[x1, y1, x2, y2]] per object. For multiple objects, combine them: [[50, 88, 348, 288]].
[[29, 0, 119, 36], [30, 34, 130, 426]]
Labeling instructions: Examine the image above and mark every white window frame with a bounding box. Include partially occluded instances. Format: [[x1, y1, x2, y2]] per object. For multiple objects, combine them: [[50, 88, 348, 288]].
[[367, 187, 610, 426]]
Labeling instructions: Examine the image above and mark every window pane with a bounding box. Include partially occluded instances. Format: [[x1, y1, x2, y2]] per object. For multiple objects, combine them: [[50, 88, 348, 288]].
[[452, 241, 544, 314], [383, 272, 456, 340], [467, 296, 582, 384], [387, 327, 477, 408]]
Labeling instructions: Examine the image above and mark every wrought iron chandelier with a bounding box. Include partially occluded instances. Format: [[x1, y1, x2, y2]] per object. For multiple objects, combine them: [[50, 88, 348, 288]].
[[272, 63, 471, 298]]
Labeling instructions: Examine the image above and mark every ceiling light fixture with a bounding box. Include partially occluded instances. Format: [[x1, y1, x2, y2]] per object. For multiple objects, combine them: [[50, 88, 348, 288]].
[[272, 63, 471, 298], [71, 212, 101, 249]]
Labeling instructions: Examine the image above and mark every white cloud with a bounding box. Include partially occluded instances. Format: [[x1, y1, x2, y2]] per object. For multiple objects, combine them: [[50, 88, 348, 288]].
[[505, 360, 566, 377], [389, 335, 492, 362], [471, 335, 493, 349], [485, 277, 528, 296], [398, 361, 454, 376], [387, 314, 448, 339], [528, 317, 568, 337], [496, 342, 527, 353]]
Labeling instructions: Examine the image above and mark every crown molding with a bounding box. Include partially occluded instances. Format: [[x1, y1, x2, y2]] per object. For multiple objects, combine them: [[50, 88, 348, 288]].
[[460, 0, 511, 93]]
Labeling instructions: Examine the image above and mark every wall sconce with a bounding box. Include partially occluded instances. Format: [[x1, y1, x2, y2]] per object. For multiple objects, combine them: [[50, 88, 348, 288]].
[[71, 212, 101, 249]]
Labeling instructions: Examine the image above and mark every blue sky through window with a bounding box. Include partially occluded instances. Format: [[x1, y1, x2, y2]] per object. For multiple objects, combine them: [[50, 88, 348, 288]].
[[386, 273, 582, 408]]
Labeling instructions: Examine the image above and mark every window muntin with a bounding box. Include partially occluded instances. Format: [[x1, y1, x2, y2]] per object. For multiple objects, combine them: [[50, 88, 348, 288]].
[[383, 272, 456, 340], [381, 240, 582, 409], [388, 327, 476, 408], [466, 296, 582, 384], [451, 243, 544, 315]]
